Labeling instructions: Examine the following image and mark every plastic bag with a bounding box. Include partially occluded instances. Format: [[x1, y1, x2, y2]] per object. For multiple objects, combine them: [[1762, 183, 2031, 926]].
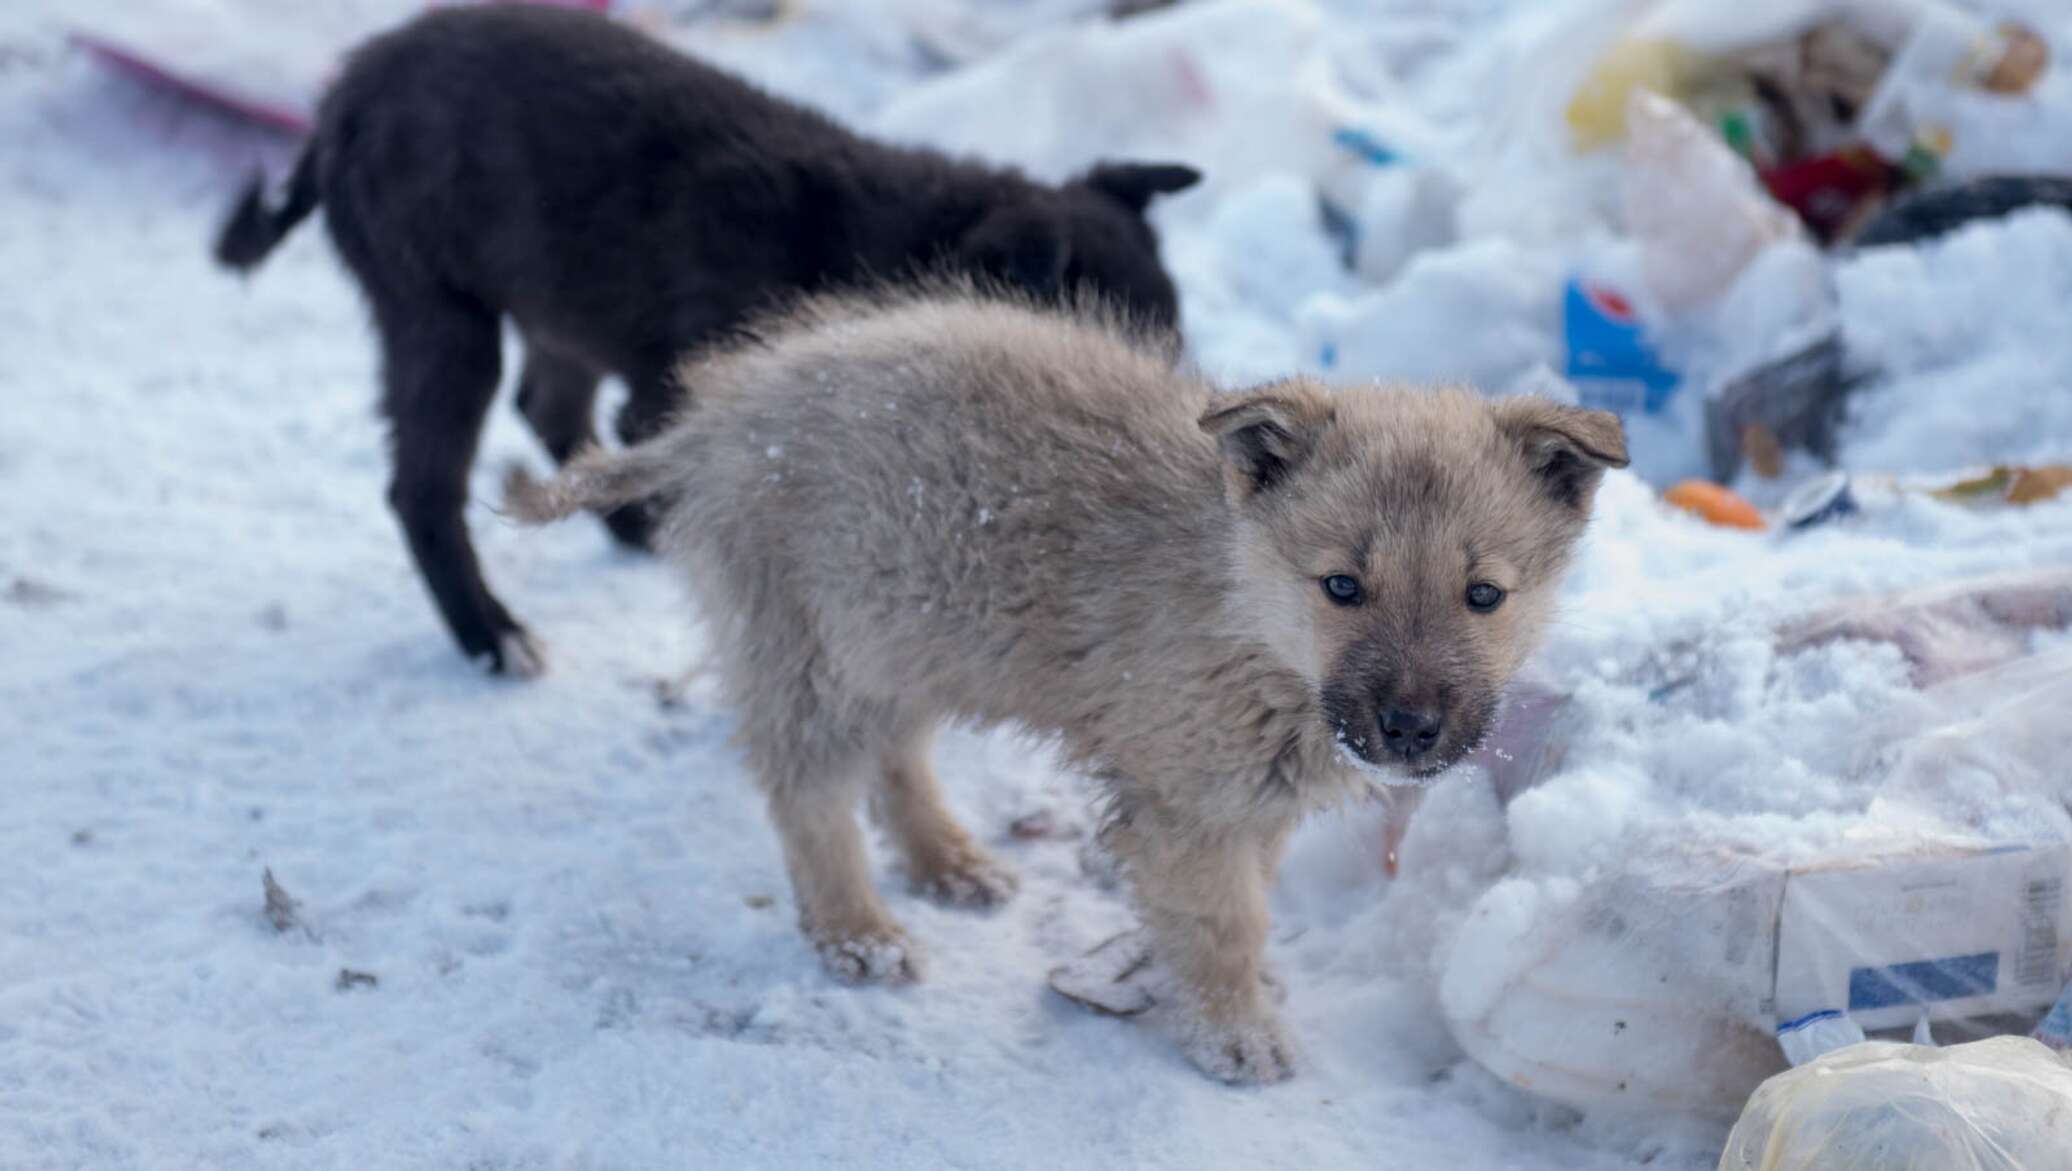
[[1778, 568, 2072, 687], [1441, 835, 2072, 1117], [1855, 644, 2072, 827], [1622, 89, 1803, 313], [1442, 577, 2072, 1117], [1441, 858, 1799, 1118], [1718, 1037, 2072, 1171]]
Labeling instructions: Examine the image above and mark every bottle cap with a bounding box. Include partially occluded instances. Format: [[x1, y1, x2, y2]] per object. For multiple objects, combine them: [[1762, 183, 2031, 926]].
[[1781, 470, 1859, 530]]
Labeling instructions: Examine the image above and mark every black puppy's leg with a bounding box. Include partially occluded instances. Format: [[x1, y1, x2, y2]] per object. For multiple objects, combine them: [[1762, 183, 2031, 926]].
[[597, 368, 684, 551], [378, 298, 542, 676], [515, 346, 670, 549], [513, 344, 602, 464]]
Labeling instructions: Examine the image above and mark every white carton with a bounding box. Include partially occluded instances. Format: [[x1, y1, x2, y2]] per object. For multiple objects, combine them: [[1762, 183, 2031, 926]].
[[1773, 843, 2071, 1033]]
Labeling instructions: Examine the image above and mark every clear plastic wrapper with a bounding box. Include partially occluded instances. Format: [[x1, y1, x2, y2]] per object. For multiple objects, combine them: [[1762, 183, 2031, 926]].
[[1442, 574, 2072, 1116], [1718, 1037, 2072, 1171]]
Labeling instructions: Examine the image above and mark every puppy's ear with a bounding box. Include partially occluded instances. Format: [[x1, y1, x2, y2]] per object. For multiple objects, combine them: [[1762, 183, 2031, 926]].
[[1199, 381, 1335, 500], [1493, 397, 1630, 508], [960, 207, 1072, 297], [1082, 161, 1203, 214]]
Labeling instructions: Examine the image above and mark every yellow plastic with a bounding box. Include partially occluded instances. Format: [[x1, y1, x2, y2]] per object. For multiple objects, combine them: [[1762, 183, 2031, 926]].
[[1565, 38, 1700, 150]]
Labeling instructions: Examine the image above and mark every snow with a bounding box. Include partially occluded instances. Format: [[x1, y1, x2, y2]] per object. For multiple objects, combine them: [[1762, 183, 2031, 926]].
[[5, 0, 2072, 1168], [1839, 208, 2072, 472]]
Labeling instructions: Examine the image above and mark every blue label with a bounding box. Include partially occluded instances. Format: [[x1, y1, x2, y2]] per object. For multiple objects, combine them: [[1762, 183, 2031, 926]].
[[1561, 279, 1679, 414], [2037, 987, 2072, 1046], [1776, 1009, 1842, 1034], [1331, 126, 1399, 167], [1847, 952, 1999, 1011]]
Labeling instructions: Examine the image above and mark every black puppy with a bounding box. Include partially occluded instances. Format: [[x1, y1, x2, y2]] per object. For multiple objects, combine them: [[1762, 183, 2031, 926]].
[[217, 4, 1199, 675]]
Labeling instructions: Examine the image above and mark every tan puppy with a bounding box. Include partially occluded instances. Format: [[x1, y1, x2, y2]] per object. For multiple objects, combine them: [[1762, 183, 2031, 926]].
[[507, 290, 1627, 1082]]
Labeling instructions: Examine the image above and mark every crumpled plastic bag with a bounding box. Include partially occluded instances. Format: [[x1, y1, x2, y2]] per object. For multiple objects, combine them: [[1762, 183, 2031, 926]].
[[1777, 567, 2072, 687], [1856, 642, 2072, 832], [1622, 89, 1804, 313], [1718, 1036, 2072, 1171]]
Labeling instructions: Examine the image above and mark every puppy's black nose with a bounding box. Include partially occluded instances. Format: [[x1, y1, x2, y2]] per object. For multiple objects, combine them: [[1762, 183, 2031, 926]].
[[1378, 707, 1443, 758]]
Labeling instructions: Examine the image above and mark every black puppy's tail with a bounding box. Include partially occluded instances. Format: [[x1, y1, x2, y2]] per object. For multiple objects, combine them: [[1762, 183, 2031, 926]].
[[214, 145, 320, 272]]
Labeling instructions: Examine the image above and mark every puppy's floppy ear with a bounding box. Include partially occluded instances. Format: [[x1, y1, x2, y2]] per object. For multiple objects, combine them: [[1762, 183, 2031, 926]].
[[1082, 161, 1203, 214], [1493, 397, 1630, 508], [1199, 381, 1335, 499], [960, 206, 1072, 296]]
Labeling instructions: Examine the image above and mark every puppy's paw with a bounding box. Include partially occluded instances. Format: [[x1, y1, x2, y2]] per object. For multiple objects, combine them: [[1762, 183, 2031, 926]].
[[909, 844, 1019, 910], [492, 629, 547, 679], [815, 923, 923, 985], [1180, 1011, 1295, 1085]]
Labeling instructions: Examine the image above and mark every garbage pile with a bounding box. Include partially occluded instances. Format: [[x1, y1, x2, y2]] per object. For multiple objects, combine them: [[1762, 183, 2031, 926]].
[[1433, 569, 2072, 1119], [1557, 0, 2062, 487], [1566, 0, 2050, 242]]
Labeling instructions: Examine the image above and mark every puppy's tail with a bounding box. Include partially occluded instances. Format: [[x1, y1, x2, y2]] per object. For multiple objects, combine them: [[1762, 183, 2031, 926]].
[[502, 439, 691, 526], [214, 144, 320, 273]]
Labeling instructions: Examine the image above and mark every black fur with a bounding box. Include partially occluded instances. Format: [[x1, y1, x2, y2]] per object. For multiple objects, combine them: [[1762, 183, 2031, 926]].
[[216, 149, 318, 271], [213, 4, 1201, 672]]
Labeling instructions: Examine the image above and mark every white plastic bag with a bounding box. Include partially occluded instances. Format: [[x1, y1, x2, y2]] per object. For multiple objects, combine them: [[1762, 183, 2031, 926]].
[[1346, 164, 1461, 286], [1718, 1037, 2072, 1171], [1622, 89, 1803, 313]]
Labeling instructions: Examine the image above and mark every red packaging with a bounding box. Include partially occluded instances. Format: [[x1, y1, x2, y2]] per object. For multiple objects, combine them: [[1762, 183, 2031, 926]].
[[1759, 148, 1896, 242]]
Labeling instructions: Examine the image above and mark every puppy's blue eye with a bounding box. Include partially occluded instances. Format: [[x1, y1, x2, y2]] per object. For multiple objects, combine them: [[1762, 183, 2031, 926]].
[[1321, 575, 1363, 605], [1466, 582, 1505, 613]]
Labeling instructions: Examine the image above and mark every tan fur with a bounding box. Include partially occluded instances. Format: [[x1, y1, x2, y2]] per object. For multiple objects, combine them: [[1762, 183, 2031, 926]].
[[506, 290, 1626, 1083]]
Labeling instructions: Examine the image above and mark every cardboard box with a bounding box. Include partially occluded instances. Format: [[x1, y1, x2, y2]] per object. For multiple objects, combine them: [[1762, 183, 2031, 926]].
[[1773, 844, 2071, 1033]]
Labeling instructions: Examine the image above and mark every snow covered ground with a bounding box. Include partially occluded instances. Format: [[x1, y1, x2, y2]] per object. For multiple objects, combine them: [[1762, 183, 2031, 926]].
[[5, 1, 2072, 1167]]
